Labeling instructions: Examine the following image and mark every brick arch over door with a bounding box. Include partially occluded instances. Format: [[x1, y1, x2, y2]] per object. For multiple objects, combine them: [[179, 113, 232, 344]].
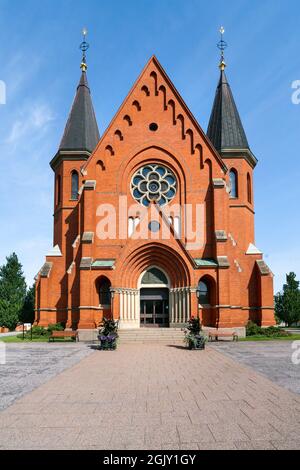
[[117, 242, 191, 288]]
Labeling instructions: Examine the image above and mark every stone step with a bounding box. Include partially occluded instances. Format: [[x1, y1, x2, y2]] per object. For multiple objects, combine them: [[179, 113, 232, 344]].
[[118, 329, 185, 343], [119, 331, 184, 335], [78, 328, 185, 342]]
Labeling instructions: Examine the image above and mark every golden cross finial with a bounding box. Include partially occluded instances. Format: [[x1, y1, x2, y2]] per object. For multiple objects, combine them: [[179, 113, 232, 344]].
[[80, 28, 89, 72], [217, 26, 227, 71]]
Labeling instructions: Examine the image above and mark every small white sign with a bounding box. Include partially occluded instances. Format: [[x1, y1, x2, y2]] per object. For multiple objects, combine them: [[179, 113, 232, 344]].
[[291, 340, 300, 365], [0, 342, 6, 365]]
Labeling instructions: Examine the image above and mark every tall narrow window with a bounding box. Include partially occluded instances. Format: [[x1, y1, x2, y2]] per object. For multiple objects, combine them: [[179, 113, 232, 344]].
[[71, 171, 79, 200], [229, 169, 238, 198], [174, 216, 181, 238], [247, 173, 252, 204], [56, 174, 61, 206], [198, 280, 210, 305], [98, 278, 111, 306]]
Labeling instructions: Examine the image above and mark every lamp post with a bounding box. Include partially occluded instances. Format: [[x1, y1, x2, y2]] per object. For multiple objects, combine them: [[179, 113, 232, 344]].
[[196, 288, 200, 320], [110, 289, 114, 319]]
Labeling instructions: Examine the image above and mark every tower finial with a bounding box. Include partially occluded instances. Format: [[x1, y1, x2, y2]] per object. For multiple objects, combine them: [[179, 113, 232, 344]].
[[80, 28, 89, 72], [217, 26, 227, 71]]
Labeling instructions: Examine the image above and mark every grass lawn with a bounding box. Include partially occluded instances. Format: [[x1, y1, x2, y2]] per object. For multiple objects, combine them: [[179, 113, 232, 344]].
[[240, 334, 300, 342], [0, 335, 75, 343]]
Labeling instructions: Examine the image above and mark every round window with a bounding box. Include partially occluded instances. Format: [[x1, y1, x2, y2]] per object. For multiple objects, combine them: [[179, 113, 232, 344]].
[[131, 164, 177, 207], [148, 221, 160, 232]]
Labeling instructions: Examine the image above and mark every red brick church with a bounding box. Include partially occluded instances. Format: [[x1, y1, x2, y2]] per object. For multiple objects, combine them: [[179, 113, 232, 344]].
[[35, 36, 275, 331]]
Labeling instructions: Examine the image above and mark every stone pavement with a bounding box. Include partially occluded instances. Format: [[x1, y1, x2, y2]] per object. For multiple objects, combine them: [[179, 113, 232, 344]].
[[0, 343, 93, 410], [210, 340, 300, 395], [0, 344, 300, 450]]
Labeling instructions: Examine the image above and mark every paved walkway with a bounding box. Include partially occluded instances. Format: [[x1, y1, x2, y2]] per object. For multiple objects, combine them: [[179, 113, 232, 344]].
[[0, 344, 300, 450], [0, 343, 93, 410], [210, 341, 300, 395]]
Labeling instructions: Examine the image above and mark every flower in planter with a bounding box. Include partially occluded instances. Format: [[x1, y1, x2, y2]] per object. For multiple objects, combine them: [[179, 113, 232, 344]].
[[183, 316, 207, 350], [98, 317, 119, 350]]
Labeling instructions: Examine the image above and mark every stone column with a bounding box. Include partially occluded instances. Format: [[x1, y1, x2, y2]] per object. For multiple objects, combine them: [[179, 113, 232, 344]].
[[119, 290, 124, 321], [118, 288, 140, 329], [186, 288, 190, 322], [169, 290, 174, 324], [182, 288, 186, 323], [174, 290, 178, 323], [135, 290, 139, 323]]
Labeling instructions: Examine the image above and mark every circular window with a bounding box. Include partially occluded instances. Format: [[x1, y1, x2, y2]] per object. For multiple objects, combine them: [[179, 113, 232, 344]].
[[148, 221, 160, 232], [149, 122, 158, 131], [131, 164, 177, 207]]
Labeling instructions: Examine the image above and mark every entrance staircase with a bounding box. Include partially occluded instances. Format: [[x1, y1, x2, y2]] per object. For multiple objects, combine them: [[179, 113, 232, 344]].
[[118, 328, 185, 344]]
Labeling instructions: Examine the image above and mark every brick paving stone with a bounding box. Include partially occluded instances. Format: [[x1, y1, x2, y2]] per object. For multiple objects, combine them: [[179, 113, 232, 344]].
[[271, 440, 300, 450], [235, 440, 276, 450], [198, 441, 236, 450], [1, 343, 300, 449], [177, 423, 215, 444], [239, 422, 282, 441], [208, 422, 249, 442]]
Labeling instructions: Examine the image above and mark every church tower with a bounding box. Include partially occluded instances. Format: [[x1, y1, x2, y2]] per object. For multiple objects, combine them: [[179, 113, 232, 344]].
[[207, 28, 256, 251], [207, 28, 274, 326], [36, 31, 100, 327]]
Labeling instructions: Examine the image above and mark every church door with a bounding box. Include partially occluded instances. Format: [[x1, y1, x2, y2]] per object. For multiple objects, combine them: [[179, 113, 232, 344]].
[[140, 288, 169, 327]]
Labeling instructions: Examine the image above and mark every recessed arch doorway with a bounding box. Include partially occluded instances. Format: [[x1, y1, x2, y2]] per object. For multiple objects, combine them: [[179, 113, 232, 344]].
[[138, 266, 170, 327]]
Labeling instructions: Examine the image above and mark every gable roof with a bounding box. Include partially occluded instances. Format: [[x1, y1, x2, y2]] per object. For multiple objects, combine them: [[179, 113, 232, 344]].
[[83, 55, 228, 173]]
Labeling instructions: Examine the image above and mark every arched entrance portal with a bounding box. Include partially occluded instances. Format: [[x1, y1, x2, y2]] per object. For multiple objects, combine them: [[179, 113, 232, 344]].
[[139, 267, 170, 327]]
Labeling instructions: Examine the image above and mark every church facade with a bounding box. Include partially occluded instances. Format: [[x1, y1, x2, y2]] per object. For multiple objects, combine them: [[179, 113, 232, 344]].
[[35, 51, 275, 330]]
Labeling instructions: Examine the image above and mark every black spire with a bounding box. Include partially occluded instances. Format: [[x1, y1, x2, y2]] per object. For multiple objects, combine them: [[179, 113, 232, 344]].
[[59, 70, 100, 153], [207, 69, 249, 152], [207, 28, 256, 166]]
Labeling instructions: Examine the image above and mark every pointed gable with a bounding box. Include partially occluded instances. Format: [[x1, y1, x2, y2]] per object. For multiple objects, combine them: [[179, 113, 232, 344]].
[[83, 55, 227, 173]]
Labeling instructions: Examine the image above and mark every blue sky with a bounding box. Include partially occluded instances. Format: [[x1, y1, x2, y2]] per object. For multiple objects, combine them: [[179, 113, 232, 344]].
[[0, 0, 299, 292]]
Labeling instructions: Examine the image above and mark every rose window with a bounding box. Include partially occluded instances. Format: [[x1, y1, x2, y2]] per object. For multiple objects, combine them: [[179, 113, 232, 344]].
[[131, 164, 177, 207]]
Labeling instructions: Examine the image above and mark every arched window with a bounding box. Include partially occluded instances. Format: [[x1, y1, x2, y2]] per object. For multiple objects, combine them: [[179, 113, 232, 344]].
[[229, 169, 238, 198], [247, 173, 252, 204], [98, 278, 111, 306], [141, 268, 168, 285], [198, 280, 210, 305], [71, 171, 79, 200], [56, 174, 61, 206]]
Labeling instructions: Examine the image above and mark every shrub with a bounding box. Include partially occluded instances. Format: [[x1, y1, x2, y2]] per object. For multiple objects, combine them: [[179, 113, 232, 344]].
[[263, 326, 290, 337], [98, 317, 118, 337], [246, 321, 290, 338], [24, 325, 49, 338], [183, 316, 206, 349], [246, 321, 262, 336], [47, 323, 64, 333], [186, 316, 202, 335]]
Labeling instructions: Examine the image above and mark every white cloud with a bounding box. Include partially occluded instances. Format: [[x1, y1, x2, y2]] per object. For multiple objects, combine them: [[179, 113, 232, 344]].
[[5, 102, 55, 145]]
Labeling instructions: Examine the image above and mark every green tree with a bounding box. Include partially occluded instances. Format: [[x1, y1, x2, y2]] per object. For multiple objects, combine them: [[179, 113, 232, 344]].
[[20, 284, 35, 324], [0, 253, 27, 330], [275, 272, 300, 327]]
